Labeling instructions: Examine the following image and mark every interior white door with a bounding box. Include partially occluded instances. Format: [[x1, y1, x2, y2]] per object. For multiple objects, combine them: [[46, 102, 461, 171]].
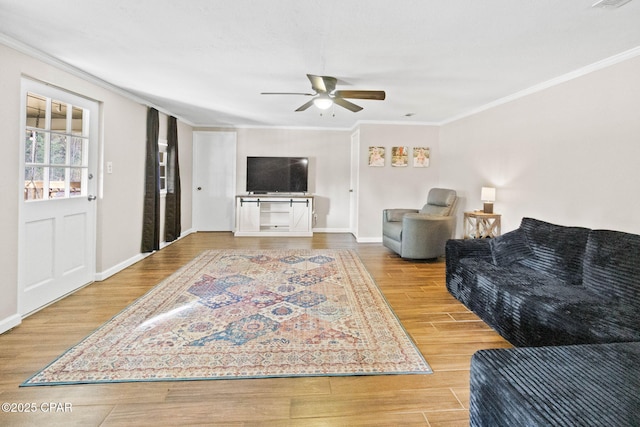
[[192, 131, 237, 231], [19, 79, 98, 316]]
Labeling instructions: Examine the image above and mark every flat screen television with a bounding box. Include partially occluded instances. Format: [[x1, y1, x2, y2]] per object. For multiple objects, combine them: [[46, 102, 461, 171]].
[[246, 156, 308, 193]]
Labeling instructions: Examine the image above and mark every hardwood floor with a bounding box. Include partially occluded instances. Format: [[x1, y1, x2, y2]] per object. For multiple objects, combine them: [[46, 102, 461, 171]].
[[0, 233, 510, 426]]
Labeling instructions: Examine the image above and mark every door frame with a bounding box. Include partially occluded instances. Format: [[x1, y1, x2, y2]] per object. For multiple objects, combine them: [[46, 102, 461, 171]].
[[349, 130, 360, 238], [17, 78, 99, 316]]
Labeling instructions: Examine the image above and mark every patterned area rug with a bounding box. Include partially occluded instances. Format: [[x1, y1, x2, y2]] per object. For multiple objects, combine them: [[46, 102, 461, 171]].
[[23, 249, 431, 386]]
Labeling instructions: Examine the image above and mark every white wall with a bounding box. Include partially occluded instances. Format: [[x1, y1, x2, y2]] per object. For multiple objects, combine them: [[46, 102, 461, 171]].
[[234, 127, 352, 231], [440, 53, 640, 236], [356, 123, 442, 240], [207, 124, 443, 240], [0, 44, 22, 332], [0, 42, 193, 332]]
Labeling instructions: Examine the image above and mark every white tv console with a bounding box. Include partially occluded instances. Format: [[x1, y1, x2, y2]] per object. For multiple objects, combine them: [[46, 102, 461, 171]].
[[234, 194, 314, 237]]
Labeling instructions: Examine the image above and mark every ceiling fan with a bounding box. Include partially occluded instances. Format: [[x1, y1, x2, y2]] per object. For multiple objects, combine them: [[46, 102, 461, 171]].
[[261, 74, 386, 112]]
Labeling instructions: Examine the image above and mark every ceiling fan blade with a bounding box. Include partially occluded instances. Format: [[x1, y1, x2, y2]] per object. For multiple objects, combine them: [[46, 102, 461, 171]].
[[261, 92, 315, 96], [307, 74, 327, 93], [295, 99, 315, 112], [306, 74, 337, 94], [321, 76, 337, 93], [334, 90, 386, 100], [333, 97, 363, 112]]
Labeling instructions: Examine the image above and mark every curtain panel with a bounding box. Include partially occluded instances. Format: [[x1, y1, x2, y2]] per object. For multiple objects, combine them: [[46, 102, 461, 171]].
[[164, 116, 181, 242], [141, 107, 160, 253]]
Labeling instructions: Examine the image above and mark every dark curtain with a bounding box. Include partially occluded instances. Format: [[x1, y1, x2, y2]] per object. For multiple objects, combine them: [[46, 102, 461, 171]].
[[164, 116, 181, 242], [141, 107, 160, 252]]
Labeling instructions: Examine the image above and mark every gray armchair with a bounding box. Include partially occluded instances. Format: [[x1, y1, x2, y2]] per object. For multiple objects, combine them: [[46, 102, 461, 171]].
[[382, 188, 457, 259]]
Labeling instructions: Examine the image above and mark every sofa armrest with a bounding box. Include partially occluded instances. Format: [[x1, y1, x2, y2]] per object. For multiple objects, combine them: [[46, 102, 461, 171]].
[[445, 238, 493, 280], [383, 208, 419, 222], [446, 238, 492, 260]]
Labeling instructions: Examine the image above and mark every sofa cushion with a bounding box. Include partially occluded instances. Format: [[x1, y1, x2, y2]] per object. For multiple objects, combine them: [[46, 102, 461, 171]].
[[470, 262, 576, 346], [583, 229, 640, 309], [470, 342, 640, 427], [512, 285, 638, 345], [518, 217, 590, 286], [489, 229, 534, 266]]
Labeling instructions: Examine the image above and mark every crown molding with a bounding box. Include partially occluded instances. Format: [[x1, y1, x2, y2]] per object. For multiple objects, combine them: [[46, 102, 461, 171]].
[[0, 32, 195, 126], [441, 45, 640, 125]]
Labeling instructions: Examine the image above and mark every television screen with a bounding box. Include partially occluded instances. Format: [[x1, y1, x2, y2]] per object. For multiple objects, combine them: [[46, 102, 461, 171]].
[[246, 157, 308, 193]]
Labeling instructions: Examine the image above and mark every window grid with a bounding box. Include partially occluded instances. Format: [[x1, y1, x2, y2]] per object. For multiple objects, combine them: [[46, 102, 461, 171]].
[[24, 93, 89, 201]]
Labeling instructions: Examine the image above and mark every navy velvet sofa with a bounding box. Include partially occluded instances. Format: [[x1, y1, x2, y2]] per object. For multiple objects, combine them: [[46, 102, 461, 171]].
[[445, 217, 640, 426]]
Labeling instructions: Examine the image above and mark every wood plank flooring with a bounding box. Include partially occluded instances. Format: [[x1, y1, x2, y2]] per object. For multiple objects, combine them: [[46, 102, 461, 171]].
[[0, 232, 510, 426]]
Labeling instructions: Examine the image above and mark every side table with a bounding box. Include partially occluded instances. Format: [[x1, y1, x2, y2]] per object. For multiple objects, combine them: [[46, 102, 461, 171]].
[[464, 212, 501, 239]]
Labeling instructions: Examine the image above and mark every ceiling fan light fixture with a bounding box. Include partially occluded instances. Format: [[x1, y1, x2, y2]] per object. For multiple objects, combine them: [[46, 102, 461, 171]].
[[313, 96, 333, 110]]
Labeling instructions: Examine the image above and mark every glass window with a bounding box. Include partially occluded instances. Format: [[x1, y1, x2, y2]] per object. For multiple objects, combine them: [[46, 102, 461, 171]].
[[24, 92, 90, 201], [159, 139, 168, 194]]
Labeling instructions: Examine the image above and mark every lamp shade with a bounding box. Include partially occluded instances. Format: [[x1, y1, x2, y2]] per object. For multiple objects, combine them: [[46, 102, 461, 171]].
[[481, 187, 496, 202], [313, 96, 333, 110]]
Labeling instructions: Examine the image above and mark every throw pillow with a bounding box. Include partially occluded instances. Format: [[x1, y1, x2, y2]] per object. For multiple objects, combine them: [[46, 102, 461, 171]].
[[490, 229, 534, 266]]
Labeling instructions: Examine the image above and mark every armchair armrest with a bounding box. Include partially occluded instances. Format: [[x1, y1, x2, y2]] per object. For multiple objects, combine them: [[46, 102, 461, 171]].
[[383, 208, 419, 222], [400, 214, 455, 259], [401, 213, 454, 233]]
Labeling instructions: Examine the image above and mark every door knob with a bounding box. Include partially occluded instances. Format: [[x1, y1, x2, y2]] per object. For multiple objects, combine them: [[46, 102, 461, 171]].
[[197, 187, 202, 191], [87, 195, 97, 201]]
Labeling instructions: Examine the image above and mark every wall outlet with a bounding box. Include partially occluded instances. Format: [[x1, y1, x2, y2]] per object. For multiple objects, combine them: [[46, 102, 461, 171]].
[[107, 161, 113, 174]]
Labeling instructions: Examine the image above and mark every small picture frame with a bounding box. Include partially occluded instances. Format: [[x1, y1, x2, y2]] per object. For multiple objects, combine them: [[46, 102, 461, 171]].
[[413, 147, 430, 167], [392, 146, 408, 167], [368, 146, 385, 167]]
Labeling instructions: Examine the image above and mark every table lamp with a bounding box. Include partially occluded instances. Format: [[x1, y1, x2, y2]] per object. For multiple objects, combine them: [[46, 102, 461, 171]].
[[481, 187, 496, 213]]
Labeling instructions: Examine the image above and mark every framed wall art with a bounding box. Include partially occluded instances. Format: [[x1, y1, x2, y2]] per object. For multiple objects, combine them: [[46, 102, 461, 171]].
[[413, 147, 430, 167], [392, 146, 408, 167], [368, 146, 385, 167]]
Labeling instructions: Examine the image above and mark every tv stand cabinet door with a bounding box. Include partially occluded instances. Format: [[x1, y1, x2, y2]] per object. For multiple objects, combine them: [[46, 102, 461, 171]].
[[237, 199, 260, 232], [290, 198, 313, 232]]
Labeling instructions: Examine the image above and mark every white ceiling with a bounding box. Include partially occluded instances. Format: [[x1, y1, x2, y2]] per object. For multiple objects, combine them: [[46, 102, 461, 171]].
[[2, 0, 640, 129]]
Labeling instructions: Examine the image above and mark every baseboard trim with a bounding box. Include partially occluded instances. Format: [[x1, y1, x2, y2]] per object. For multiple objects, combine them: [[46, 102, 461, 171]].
[[95, 228, 195, 281], [356, 237, 383, 243], [95, 253, 151, 282], [0, 313, 21, 335], [312, 228, 351, 233]]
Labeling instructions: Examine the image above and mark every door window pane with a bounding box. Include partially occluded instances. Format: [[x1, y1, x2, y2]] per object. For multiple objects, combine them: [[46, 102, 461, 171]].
[[24, 167, 44, 201], [49, 167, 66, 199], [70, 168, 83, 196], [72, 107, 84, 135], [26, 94, 47, 129], [50, 134, 67, 164], [70, 137, 85, 166], [25, 130, 45, 164], [51, 100, 67, 132]]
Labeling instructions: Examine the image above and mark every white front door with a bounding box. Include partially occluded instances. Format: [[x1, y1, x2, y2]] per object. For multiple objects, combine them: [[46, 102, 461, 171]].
[[18, 79, 98, 316], [192, 131, 237, 231]]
